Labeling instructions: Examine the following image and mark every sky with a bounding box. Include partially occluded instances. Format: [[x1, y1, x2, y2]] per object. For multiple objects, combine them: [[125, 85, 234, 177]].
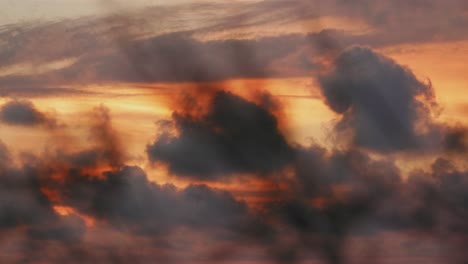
[[0, 0, 468, 263]]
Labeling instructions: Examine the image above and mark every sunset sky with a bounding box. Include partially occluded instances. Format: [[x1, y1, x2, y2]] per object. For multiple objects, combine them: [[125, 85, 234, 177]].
[[1, 1, 468, 263]]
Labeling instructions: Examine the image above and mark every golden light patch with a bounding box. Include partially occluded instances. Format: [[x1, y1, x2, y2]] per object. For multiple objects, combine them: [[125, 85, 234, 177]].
[[53, 205, 76, 216], [53, 205, 96, 227]]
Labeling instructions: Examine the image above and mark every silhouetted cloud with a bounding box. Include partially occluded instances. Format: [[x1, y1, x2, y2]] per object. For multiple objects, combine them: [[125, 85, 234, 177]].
[[444, 125, 468, 153], [52, 165, 251, 235], [294, 145, 401, 198], [0, 144, 85, 243], [0, 100, 56, 127], [318, 46, 441, 152], [147, 90, 295, 179]]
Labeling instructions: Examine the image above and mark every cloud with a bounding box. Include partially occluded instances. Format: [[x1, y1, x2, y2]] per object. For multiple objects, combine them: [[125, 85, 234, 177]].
[[443, 125, 468, 153], [294, 145, 401, 198], [258, 145, 468, 264], [0, 0, 466, 97], [143, 86, 468, 263], [88, 105, 124, 168], [0, 104, 258, 240], [292, 146, 401, 229], [0, 2, 467, 262], [318, 46, 441, 152], [274, 148, 468, 263], [366, 157, 468, 242], [0, 140, 11, 170], [0, 99, 56, 127], [0, 144, 85, 243], [51, 165, 251, 235], [0, 29, 321, 91], [147, 90, 295, 179], [217, 0, 468, 44], [53, 32, 318, 84], [2, 99, 468, 263], [0, 110, 262, 262]]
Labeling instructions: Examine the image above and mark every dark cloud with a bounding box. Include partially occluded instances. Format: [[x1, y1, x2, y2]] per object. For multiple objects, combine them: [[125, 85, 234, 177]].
[[147, 90, 295, 179], [53, 165, 251, 235], [0, 4, 467, 259], [88, 105, 123, 168], [270, 150, 468, 263], [144, 86, 468, 263], [268, 199, 380, 264], [369, 157, 468, 241], [294, 145, 401, 198], [0, 149, 85, 243], [1, 102, 256, 240], [428, 161, 468, 232], [0, 29, 325, 92], [0, 13, 375, 90], [443, 125, 468, 153], [0, 168, 52, 230], [275, 147, 401, 263], [319, 46, 441, 152], [0, 138, 261, 262], [0, 140, 11, 170], [2, 98, 468, 264], [0, 17, 314, 89], [51, 32, 319, 84], [104, 33, 299, 82], [0, 99, 56, 127], [26, 214, 86, 242]]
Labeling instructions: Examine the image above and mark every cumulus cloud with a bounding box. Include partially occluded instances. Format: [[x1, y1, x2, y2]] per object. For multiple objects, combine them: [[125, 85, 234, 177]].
[[319, 46, 441, 152], [0, 99, 56, 127], [147, 90, 295, 179]]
